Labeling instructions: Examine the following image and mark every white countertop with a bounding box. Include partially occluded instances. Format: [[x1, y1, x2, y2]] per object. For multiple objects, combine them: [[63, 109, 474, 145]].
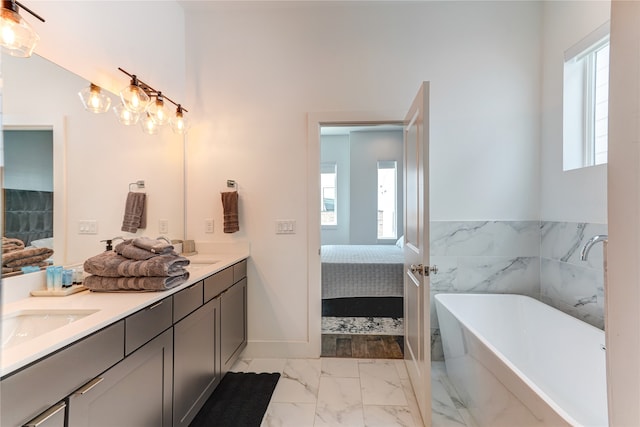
[[1, 250, 249, 377]]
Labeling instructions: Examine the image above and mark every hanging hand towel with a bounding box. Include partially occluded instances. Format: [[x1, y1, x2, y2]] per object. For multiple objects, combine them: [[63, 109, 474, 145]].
[[121, 192, 147, 233], [221, 191, 239, 233]]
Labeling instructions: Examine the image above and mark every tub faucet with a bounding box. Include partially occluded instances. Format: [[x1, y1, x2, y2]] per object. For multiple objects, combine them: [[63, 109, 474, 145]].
[[580, 234, 608, 261]]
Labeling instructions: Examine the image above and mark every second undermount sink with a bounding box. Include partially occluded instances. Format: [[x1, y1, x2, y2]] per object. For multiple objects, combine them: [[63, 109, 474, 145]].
[[2, 309, 99, 350]]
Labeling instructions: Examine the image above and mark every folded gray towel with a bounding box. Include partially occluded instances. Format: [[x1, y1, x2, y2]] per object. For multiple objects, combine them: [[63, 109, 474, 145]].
[[83, 273, 189, 292], [3, 247, 54, 268], [115, 239, 177, 261], [83, 251, 190, 277], [133, 236, 174, 254], [121, 192, 147, 233]]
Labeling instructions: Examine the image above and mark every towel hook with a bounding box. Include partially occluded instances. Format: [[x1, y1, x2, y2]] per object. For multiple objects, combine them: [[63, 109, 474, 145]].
[[129, 180, 145, 192], [226, 179, 237, 189]]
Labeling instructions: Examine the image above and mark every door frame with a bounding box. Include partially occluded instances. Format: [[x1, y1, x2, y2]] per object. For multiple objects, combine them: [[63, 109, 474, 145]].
[[307, 110, 405, 356]]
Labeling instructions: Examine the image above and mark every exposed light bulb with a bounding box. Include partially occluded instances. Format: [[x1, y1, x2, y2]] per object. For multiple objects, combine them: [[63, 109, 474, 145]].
[[113, 103, 140, 125], [119, 75, 149, 114], [170, 106, 191, 134], [140, 112, 158, 135], [78, 83, 111, 114], [0, 3, 40, 58], [147, 92, 170, 126]]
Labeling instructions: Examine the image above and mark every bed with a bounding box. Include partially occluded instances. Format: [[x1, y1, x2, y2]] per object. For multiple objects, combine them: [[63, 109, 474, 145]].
[[3, 189, 54, 246], [321, 244, 404, 300]]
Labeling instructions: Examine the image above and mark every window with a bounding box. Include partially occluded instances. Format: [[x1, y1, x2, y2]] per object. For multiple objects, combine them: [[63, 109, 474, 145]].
[[563, 23, 610, 171], [377, 161, 397, 239], [321, 162, 337, 226]]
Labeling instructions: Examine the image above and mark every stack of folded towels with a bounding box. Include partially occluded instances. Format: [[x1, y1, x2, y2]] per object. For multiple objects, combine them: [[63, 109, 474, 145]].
[[2, 237, 54, 273], [83, 237, 190, 292]]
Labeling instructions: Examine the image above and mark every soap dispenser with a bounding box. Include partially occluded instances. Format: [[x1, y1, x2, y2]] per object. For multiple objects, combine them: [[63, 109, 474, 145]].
[[100, 236, 124, 251], [101, 239, 114, 251]]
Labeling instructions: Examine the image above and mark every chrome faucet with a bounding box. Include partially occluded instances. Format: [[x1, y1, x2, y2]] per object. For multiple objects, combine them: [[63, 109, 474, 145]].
[[580, 234, 608, 261]]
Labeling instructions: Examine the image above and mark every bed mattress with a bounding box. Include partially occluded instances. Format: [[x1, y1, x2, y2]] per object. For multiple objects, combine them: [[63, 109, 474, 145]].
[[321, 245, 404, 299]]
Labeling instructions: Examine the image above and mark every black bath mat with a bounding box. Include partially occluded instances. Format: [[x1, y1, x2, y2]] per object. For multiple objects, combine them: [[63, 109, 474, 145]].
[[189, 372, 280, 427]]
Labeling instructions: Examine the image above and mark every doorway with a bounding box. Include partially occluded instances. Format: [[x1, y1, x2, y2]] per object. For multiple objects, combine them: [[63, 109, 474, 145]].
[[318, 123, 405, 359]]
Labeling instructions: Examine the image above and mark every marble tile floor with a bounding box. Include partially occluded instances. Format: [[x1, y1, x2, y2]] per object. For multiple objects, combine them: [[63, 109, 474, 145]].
[[230, 357, 474, 427]]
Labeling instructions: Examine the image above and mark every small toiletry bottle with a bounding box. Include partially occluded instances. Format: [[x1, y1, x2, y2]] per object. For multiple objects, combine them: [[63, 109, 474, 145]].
[[73, 267, 84, 284], [46, 266, 55, 290], [62, 269, 73, 288], [53, 266, 63, 290]]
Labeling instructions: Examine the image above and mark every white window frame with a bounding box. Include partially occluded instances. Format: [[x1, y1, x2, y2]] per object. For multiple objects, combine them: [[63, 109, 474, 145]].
[[563, 21, 610, 171]]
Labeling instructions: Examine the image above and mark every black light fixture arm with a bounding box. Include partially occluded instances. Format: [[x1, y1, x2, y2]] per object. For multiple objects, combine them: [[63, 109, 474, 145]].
[[7, 1, 46, 23], [118, 67, 188, 112]]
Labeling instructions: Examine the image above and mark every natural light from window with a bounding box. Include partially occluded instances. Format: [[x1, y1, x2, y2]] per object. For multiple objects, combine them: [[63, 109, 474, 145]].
[[377, 161, 397, 239], [321, 162, 337, 226], [563, 23, 610, 171]]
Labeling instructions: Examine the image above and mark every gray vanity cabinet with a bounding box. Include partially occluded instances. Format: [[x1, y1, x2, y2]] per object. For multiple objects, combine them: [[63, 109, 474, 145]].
[[67, 328, 173, 427], [221, 277, 247, 374], [173, 297, 221, 427], [0, 321, 124, 427]]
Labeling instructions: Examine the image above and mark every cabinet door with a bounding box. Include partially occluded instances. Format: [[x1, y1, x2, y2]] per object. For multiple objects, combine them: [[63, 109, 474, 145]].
[[221, 277, 247, 373], [67, 329, 173, 427], [173, 297, 220, 427]]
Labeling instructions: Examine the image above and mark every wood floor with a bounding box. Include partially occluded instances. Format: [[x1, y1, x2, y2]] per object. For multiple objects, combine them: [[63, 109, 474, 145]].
[[321, 334, 404, 359]]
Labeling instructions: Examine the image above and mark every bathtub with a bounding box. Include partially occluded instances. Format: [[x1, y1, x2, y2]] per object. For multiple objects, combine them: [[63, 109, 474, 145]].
[[435, 293, 607, 427]]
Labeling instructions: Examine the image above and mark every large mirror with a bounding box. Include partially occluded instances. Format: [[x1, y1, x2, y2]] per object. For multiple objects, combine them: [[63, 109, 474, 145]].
[[2, 53, 185, 275]]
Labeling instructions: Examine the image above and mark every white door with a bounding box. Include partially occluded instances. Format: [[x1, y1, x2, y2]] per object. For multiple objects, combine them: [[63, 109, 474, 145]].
[[403, 82, 431, 426]]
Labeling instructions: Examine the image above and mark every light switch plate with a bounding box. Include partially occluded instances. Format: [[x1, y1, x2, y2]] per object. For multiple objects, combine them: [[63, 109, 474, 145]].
[[78, 220, 98, 235], [276, 220, 296, 234], [159, 219, 169, 234], [205, 218, 214, 233]]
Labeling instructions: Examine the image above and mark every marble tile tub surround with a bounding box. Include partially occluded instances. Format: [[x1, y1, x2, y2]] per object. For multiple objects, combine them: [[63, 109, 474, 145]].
[[540, 221, 607, 330], [428, 220, 607, 359]]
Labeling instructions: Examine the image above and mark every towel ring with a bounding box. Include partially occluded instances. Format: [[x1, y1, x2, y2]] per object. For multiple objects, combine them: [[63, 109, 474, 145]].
[[129, 180, 145, 192]]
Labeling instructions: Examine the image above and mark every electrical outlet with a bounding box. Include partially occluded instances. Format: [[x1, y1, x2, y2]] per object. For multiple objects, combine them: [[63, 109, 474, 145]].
[[159, 219, 169, 234], [205, 218, 214, 233], [276, 220, 296, 234], [78, 220, 98, 235]]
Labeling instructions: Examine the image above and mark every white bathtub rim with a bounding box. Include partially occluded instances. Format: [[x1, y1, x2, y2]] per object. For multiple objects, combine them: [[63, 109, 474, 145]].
[[434, 292, 598, 427]]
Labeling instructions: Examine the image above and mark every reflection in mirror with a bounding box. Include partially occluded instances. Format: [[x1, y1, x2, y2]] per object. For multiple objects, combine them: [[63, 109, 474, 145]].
[[2, 52, 185, 277], [2, 129, 54, 276]]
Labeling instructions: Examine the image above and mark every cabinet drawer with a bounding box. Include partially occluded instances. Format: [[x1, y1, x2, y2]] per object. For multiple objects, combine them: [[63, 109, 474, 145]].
[[204, 266, 233, 302], [0, 321, 124, 427], [233, 259, 247, 283], [173, 281, 203, 322], [125, 297, 172, 355]]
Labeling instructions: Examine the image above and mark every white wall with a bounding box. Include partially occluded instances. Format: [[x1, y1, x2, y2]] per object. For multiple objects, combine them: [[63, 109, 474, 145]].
[[349, 130, 403, 244], [183, 1, 542, 355], [3, 130, 52, 191], [540, 1, 610, 223], [29, 1, 186, 100]]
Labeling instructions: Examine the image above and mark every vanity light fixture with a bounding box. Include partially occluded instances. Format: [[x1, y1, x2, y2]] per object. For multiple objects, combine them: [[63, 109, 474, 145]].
[[0, 0, 44, 58], [170, 105, 191, 134], [120, 74, 150, 114], [113, 103, 141, 125], [78, 83, 112, 114], [117, 67, 190, 135]]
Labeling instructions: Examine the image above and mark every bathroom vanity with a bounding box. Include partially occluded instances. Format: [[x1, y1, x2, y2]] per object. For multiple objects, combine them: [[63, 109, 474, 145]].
[[0, 253, 248, 427]]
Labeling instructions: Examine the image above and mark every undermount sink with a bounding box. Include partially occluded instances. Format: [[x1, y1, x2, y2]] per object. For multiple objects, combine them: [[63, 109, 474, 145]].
[[2, 309, 99, 350], [187, 262, 219, 269]]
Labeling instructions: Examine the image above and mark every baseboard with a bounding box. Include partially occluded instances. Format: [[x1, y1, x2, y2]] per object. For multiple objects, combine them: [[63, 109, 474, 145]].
[[242, 339, 321, 359]]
